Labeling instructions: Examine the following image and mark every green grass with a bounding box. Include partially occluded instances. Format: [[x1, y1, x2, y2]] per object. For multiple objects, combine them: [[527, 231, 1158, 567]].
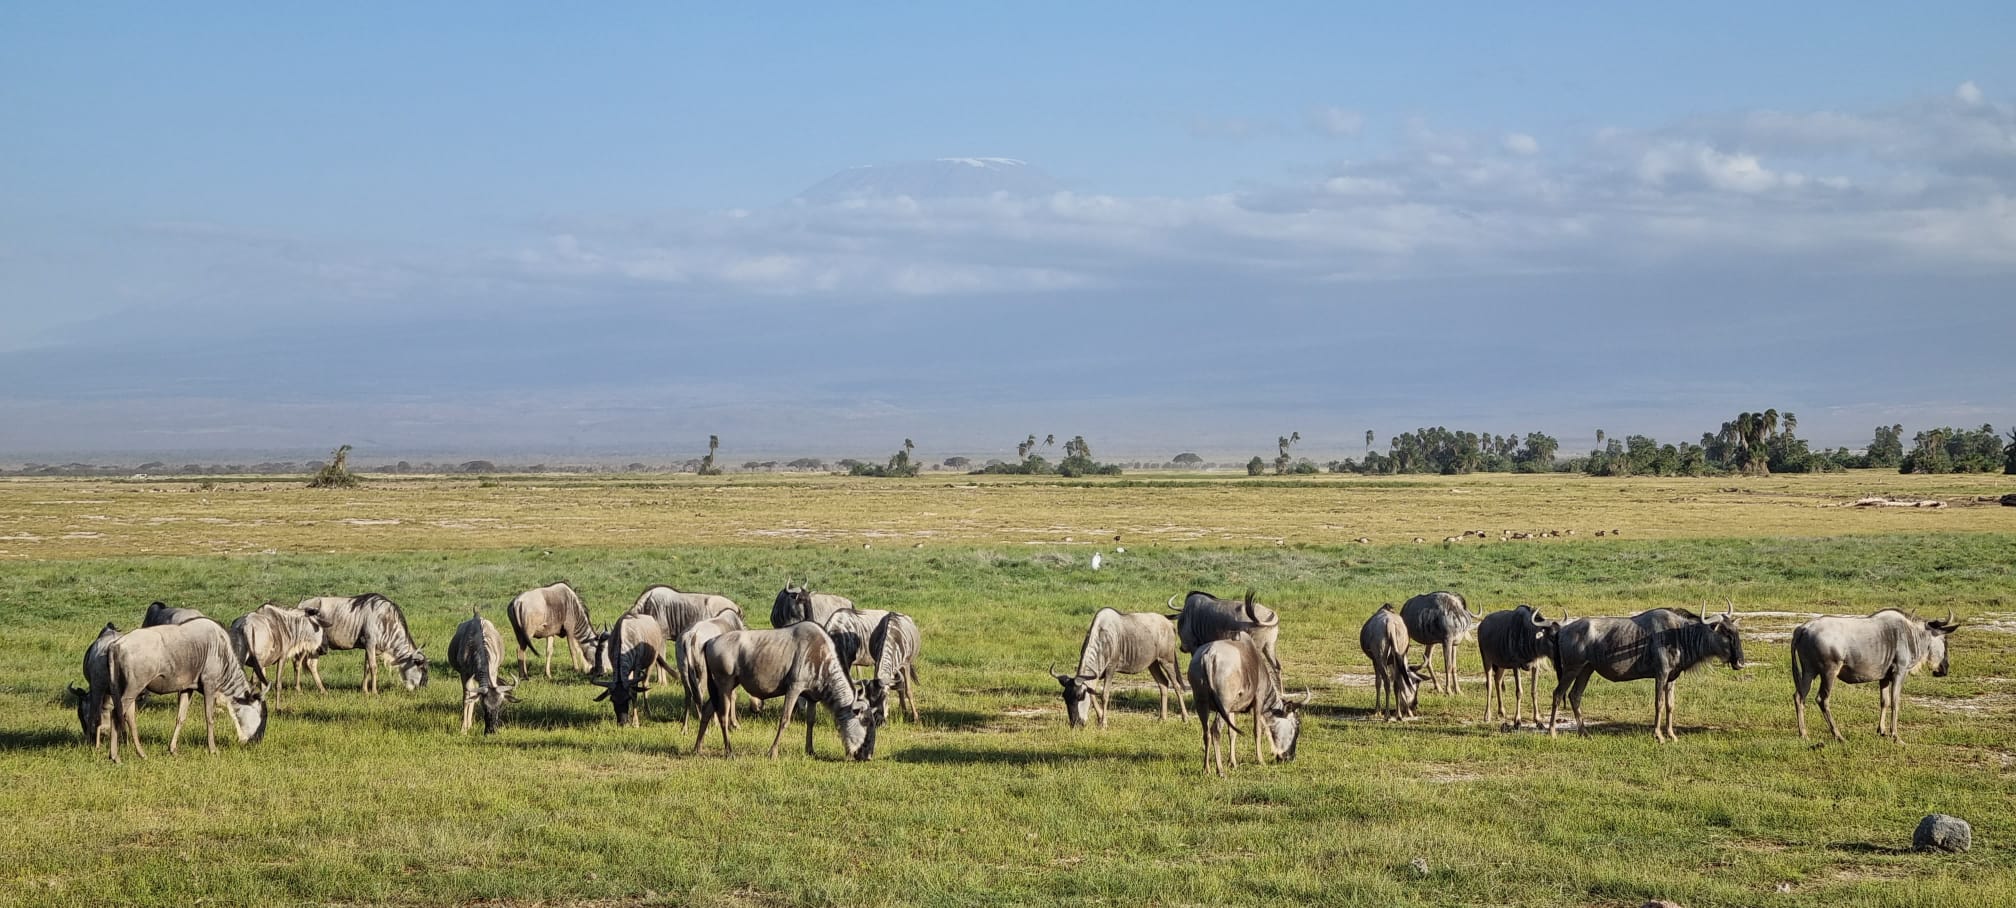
[[4, 532, 2015, 907]]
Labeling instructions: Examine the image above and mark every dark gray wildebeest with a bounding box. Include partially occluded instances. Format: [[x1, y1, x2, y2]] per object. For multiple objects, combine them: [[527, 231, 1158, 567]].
[[449, 608, 520, 735], [1360, 604, 1427, 722], [1052, 607, 1186, 728], [1188, 633, 1309, 776], [591, 611, 672, 727], [819, 606, 895, 674], [103, 617, 268, 763], [1791, 608, 1960, 744], [1400, 591, 1482, 695], [1476, 604, 1564, 730], [677, 611, 750, 729], [231, 602, 326, 694], [692, 622, 878, 761], [1549, 605, 1745, 742], [506, 582, 596, 680], [1168, 590, 1281, 671], [69, 622, 123, 748], [770, 584, 854, 628], [863, 611, 924, 724], [298, 594, 430, 693], [142, 601, 207, 627], [627, 585, 743, 684]]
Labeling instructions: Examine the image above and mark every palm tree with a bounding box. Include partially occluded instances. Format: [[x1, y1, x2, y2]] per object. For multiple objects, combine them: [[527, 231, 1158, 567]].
[[904, 438, 915, 456], [1781, 411, 1797, 438], [1018, 434, 1036, 460], [1364, 429, 1374, 455], [1595, 429, 1605, 453]]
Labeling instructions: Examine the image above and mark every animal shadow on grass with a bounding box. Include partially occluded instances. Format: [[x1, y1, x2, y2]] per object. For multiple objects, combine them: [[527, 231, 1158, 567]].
[[891, 744, 1150, 766], [2, 728, 83, 750], [1829, 842, 1912, 856]]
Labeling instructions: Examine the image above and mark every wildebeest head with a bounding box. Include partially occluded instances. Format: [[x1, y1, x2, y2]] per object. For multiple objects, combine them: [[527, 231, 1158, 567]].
[[68, 683, 93, 740], [1393, 662, 1430, 716], [468, 677, 520, 735], [1263, 689, 1313, 761], [1051, 663, 1096, 728], [1703, 604, 1744, 670], [229, 687, 268, 744], [837, 699, 877, 761], [582, 627, 611, 677], [858, 678, 890, 726], [396, 649, 429, 690], [592, 673, 647, 725], [1924, 610, 1960, 677]]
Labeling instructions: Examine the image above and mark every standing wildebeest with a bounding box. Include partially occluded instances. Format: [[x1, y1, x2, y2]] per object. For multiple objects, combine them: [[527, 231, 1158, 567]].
[[677, 611, 749, 728], [1477, 604, 1563, 729], [298, 594, 430, 693], [232, 602, 326, 693], [449, 608, 520, 735], [141, 601, 206, 627], [104, 617, 268, 763], [1400, 591, 1482, 695], [69, 622, 122, 748], [1052, 607, 1186, 728], [863, 611, 923, 724], [506, 582, 596, 680], [1360, 604, 1427, 722], [1188, 633, 1308, 776], [770, 584, 853, 628], [1791, 608, 1959, 744], [692, 623, 877, 761], [627, 586, 742, 682], [819, 606, 895, 673], [1549, 605, 1745, 742], [1168, 590, 1281, 671], [592, 612, 671, 727]]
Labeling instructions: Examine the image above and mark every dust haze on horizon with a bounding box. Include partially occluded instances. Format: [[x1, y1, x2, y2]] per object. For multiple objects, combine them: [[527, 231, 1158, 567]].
[[3, 6, 2013, 462]]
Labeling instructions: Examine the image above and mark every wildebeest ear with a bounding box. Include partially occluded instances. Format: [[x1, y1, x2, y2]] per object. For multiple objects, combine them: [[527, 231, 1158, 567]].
[[464, 690, 481, 702], [592, 687, 612, 701]]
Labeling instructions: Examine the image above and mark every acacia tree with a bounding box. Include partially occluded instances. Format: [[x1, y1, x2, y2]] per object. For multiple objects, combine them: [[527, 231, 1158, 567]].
[[307, 444, 361, 489], [1364, 429, 1374, 455], [1273, 432, 1301, 475], [697, 435, 722, 475]]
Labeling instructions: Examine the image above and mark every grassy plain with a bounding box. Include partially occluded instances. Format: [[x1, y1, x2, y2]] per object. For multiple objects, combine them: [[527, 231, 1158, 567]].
[[1, 471, 2012, 907]]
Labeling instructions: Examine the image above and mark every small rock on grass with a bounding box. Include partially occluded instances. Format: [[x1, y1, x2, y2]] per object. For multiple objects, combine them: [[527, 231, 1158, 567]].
[[1915, 814, 1972, 853]]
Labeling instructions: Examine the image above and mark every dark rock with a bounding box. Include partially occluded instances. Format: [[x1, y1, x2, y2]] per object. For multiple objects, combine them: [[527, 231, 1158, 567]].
[[1914, 814, 1972, 852]]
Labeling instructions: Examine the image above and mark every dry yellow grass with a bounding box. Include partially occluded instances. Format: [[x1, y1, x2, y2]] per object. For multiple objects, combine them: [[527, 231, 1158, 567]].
[[2, 469, 2008, 560]]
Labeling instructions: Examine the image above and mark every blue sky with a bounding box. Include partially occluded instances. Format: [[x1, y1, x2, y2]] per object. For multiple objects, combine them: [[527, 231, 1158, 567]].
[[3, 5, 2013, 460]]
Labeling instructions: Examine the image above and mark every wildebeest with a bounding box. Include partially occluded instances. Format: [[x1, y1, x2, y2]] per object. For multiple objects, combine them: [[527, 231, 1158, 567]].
[[627, 586, 742, 683], [1168, 590, 1281, 671], [506, 582, 595, 680], [1476, 604, 1563, 730], [141, 601, 206, 627], [231, 602, 326, 694], [298, 594, 430, 693], [1188, 633, 1307, 776], [1549, 605, 1745, 741], [592, 612, 671, 727], [1400, 591, 1481, 695], [1791, 608, 1960, 744], [69, 622, 122, 748], [819, 606, 895, 673], [449, 608, 520, 735], [770, 584, 854, 628], [692, 622, 877, 760], [104, 617, 268, 763], [676, 611, 749, 728], [863, 611, 923, 724], [1359, 604, 1426, 722], [1052, 607, 1186, 728]]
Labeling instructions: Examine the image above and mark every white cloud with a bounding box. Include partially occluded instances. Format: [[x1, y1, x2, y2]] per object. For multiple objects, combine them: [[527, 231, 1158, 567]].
[[1957, 80, 1984, 106], [1311, 106, 1365, 137], [1503, 132, 1540, 156]]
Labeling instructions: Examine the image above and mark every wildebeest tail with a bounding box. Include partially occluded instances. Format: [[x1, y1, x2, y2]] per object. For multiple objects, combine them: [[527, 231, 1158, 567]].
[[507, 600, 535, 653], [1787, 625, 1806, 681]]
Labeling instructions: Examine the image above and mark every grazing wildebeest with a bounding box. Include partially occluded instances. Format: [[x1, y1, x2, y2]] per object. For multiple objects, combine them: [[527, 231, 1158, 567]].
[[69, 622, 122, 748], [592, 612, 671, 727], [1052, 607, 1186, 728], [506, 582, 595, 680], [1168, 590, 1281, 671], [770, 584, 854, 628], [1549, 605, 1745, 741], [1359, 604, 1427, 722], [627, 586, 742, 683], [1791, 608, 1960, 744], [677, 611, 749, 728], [104, 618, 268, 763], [449, 608, 520, 735], [232, 602, 325, 694], [1476, 604, 1563, 729], [1400, 591, 1482, 695], [1188, 634, 1308, 776], [298, 594, 429, 693], [141, 601, 206, 627], [692, 623, 877, 761], [863, 611, 923, 724]]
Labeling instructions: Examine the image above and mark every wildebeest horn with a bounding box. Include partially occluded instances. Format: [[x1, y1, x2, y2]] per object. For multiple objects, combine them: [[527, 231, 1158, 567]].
[[67, 682, 86, 700], [1946, 608, 1955, 627], [1166, 593, 1181, 611], [1724, 599, 1735, 619], [1300, 688, 1314, 707], [1529, 608, 1547, 627]]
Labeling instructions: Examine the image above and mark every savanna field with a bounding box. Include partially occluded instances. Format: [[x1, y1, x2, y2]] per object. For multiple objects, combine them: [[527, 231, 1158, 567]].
[[2, 471, 2013, 908]]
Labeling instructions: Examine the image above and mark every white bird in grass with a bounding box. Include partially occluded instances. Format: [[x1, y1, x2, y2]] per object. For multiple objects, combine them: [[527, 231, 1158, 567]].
[[1090, 552, 1103, 571]]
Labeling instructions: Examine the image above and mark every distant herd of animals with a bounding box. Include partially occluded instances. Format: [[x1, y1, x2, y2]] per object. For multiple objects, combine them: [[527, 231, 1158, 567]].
[[66, 583, 1962, 774]]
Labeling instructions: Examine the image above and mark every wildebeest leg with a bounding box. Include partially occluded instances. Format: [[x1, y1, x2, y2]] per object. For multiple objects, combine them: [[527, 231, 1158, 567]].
[[116, 695, 146, 762], [1097, 671, 1113, 729], [1815, 664, 1845, 742], [168, 690, 191, 755], [769, 689, 803, 759], [1167, 659, 1188, 722], [542, 637, 554, 680], [1484, 666, 1500, 726], [1420, 643, 1440, 694], [1566, 669, 1595, 738], [1202, 712, 1217, 775], [1547, 667, 1576, 737], [692, 678, 719, 755], [1253, 700, 1267, 766], [569, 634, 589, 673], [1446, 641, 1459, 696], [203, 689, 221, 755], [307, 656, 327, 693], [1887, 676, 1907, 744], [94, 695, 115, 751], [1650, 675, 1668, 743]]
